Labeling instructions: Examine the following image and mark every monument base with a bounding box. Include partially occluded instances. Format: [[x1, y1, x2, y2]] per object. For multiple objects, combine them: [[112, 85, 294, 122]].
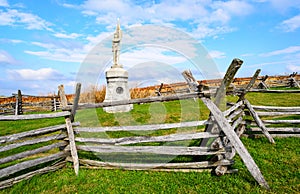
[[103, 104, 133, 113], [104, 67, 133, 113]]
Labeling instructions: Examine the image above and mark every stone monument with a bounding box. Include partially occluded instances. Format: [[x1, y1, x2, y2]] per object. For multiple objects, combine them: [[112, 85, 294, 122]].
[[103, 20, 133, 113]]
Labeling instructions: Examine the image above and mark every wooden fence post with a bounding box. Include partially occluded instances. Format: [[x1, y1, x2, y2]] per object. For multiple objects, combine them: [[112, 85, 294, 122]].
[[238, 69, 261, 100], [52, 97, 57, 112], [201, 97, 270, 189], [258, 75, 269, 89], [200, 58, 243, 147], [214, 58, 243, 107], [14, 90, 23, 115], [156, 83, 163, 96], [244, 99, 275, 144], [70, 83, 81, 122], [58, 84, 79, 175], [287, 72, 300, 88], [182, 70, 199, 92], [65, 117, 79, 175], [14, 96, 18, 116], [58, 85, 68, 107]]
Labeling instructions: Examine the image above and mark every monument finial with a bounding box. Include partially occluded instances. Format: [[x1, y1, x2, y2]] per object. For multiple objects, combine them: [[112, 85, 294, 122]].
[[112, 19, 122, 68], [116, 18, 120, 31]]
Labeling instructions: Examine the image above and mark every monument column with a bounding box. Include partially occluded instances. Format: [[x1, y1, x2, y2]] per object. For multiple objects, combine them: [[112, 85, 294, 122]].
[[103, 20, 133, 113]]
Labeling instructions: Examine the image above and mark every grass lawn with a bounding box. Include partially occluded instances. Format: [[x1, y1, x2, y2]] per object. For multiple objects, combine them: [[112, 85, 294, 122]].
[[0, 92, 299, 193], [1, 137, 299, 194]]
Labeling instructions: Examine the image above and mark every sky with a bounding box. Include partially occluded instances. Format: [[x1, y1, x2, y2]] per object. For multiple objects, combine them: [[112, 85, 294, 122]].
[[0, 0, 299, 96]]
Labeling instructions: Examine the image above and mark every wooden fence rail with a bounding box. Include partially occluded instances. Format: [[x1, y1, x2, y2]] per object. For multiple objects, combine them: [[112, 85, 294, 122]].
[[65, 59, 271, 189], [71, 90, 269, 189], [0, 91, 65, 115], [225, 102, 300, 138], [249, 89, 300, 93], [73, 118, 234, 174], [0, 121, 70, 189], [0, 84, 81, 189], [243, 104, 300, 138]]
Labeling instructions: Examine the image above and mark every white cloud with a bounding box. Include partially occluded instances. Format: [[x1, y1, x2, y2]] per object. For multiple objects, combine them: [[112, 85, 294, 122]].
[[0, 38, 24, 44], [82, 0, 132, 13], [120, 47, 188, 68], [31, 42, 56, 49], [279, 14, 300, 32], [212, 0, 253, 17], [261, 46, 300, 57], [207, 50, 226, 59], [62, 3, 80, 9], [7, 68, 63, 81], [268, 0, 300, 13], [25, 38, 89, 63], [10, 39, 23, 44], [76, 0, 248, 40], [25, 42, 91, 63], [150, 0, 208, 21], [241, 53, 254, 57], [286, 64, 300, 72], [54, 32, 82, 39], [0, 0, 8, 7], [81, 10, 98, 16], [248, 59, 300, 69], [81, 0, 207, 26], [0, 9, 52, 31], [192, 25, 235, 39], [65, 81, 77, 87], [86, 32, 111, 43], [24, 49, 86, 63], [0, 50, 17, 64], [128, 61, 185, 85], [252, 0, 267, 2], [0, 10, 14, 25], [25, 24, 215, 78]]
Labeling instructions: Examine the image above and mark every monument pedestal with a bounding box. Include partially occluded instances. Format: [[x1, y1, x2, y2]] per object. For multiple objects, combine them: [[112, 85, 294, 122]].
[[104, 67, 133, 113]]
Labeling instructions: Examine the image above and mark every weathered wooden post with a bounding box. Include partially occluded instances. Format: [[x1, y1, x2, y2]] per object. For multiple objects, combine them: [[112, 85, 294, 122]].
[[14, 90, 23, 115], [244, 99, 275, 143], [58, 84, 80, 175], [201, 97, 270, 189], [52, 97, 57, 112], [234, 69, 275, 144], [70, 83, 81, 122], [258, 75, 269, 89], [182, 70, 199, 92], [212, 69, 262, 175], [238, 69, 261, 100], [287, 72, 300, 88], [156, 83, 164, 96], [58, 85, 68, 107], [214, 58, 243, 107], [200, 58, 243, 147], [14, 97, 18, 116]]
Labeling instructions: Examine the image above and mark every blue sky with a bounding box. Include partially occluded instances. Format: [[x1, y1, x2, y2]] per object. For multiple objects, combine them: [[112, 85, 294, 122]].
[[0, 0, 299, 95]]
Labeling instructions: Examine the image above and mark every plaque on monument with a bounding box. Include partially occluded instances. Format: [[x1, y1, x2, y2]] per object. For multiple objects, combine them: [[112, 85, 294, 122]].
[[103, 19, 133, 113]]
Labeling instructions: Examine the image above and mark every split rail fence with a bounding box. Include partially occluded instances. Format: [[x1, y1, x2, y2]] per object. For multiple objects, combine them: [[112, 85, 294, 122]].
[[0, 84, 81, 189], [0, 90, 64, 115], [1, 59, 299, 190], [244, 104, 300, 138], [70, 93, 271, 189], [63, 59, 272, 189]]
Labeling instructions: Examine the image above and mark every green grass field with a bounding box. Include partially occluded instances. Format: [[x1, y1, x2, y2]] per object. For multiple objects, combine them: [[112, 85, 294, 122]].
[[0, 92, 299, 193]]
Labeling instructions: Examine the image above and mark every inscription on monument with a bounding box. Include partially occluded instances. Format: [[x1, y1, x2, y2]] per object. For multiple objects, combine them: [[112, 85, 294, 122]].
[[116, 87, 124, 94]]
